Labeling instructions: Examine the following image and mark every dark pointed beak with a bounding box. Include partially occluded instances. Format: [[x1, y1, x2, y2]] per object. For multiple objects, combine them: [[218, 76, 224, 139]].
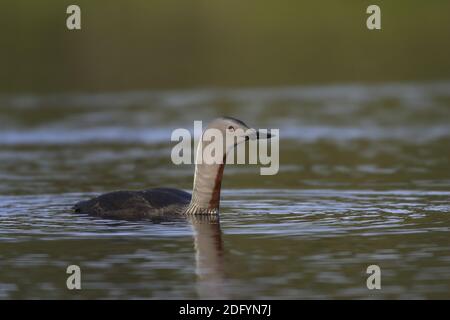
[[256, 130, 273, 140], [245, 128, 274, 141]]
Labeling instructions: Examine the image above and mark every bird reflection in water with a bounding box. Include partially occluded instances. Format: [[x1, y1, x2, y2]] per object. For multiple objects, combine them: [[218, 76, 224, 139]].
[[188, 215, 228, 299]]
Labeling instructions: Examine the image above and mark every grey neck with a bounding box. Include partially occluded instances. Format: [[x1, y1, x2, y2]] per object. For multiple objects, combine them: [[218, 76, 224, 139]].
[[185, 162, 225, 215], [184, 135, 229, 215]]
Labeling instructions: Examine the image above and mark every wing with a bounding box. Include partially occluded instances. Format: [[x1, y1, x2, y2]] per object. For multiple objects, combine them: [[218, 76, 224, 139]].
[[73, 188, 191, 219], [140, 188, 191, 208]]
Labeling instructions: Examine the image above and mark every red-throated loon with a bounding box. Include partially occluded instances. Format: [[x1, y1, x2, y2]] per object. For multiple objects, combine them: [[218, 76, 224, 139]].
[[73, 117, 272, 219]]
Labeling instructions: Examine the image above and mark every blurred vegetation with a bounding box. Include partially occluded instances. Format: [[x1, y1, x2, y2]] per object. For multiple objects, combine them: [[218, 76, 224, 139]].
[[1, 0, 450, 92]]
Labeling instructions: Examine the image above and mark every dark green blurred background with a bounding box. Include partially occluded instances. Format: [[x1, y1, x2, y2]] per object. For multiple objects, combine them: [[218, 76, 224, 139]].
[[1, 0, 450, 92]]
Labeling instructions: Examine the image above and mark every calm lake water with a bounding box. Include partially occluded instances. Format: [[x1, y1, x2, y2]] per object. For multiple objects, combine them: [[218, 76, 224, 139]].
[[0, 82, 449, 299]]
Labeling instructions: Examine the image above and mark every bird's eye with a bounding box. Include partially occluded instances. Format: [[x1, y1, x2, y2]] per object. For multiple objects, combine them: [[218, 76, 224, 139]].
[[227, 126, 235, 132]]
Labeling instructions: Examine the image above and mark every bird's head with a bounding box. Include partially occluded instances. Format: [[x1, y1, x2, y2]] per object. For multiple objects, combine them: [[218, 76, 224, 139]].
[[200, 117, 273, 164]]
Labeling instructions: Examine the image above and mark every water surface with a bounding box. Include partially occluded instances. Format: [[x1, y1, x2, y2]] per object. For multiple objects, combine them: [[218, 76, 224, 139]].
[[0, 82, 449, 299]]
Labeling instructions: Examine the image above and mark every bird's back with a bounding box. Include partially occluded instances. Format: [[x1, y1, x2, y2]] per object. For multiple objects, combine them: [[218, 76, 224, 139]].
[[73, 188, 191, 220]]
